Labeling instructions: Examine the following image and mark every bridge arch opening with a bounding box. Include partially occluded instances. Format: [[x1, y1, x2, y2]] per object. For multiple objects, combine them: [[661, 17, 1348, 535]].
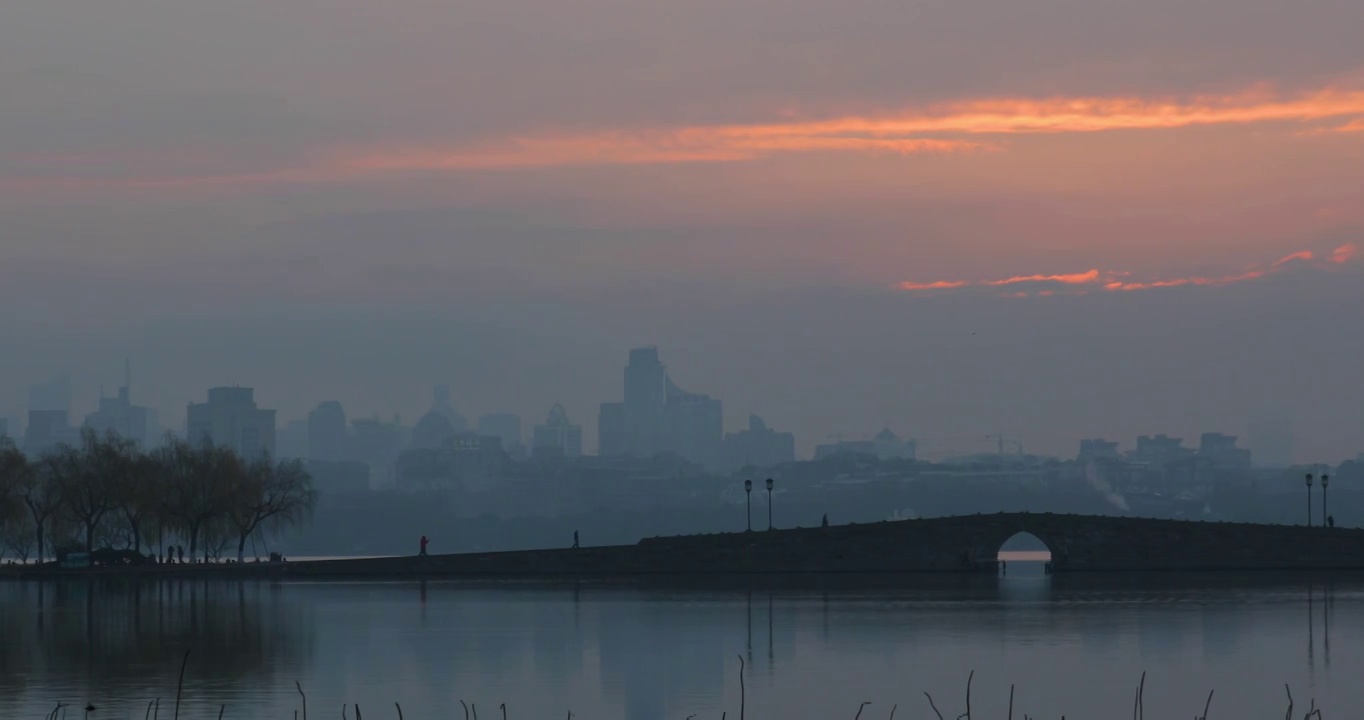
[[996, 531, 1053, 563]]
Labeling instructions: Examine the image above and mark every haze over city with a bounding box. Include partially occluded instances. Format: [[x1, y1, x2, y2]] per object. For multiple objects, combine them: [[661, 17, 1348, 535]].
[[9, 1, 1364, 718], [5, 2, 1364, 463]]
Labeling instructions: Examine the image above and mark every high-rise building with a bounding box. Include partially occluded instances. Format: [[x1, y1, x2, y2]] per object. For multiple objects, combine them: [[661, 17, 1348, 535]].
[[85, 361, 155, 448], [532, 403, 582, 458], [623, 347, 667, 456], [662, 377, 722, 469], [478, 413, 523, 456], [1198, 432, 1251, 470], [597, 402, 626, 456], [24, 375, 76, 454], [186, 387, 276, 458], [609, 347, 731, 469], [308, 401, 348, 461], [721, 414, 795, 472]]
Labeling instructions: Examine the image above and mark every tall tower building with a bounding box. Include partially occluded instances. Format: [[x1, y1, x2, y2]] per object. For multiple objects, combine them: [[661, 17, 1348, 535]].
[[623, 347, 667, 456], [86, 360, 155, 448]]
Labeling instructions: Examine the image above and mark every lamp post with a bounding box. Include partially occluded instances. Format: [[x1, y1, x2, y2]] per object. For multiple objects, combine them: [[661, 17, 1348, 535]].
[[1322, 474, 1330, 527], [744, 479, 753, 532], [765, 478, 774, 531], [1305, 473, 1314, 527]]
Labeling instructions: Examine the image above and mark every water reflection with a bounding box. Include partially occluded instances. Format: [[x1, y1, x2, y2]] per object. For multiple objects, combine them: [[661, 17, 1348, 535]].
[[0, 579, 313, 717], [1, 570, 1361, 719], [1306, 581, 1335, 675]]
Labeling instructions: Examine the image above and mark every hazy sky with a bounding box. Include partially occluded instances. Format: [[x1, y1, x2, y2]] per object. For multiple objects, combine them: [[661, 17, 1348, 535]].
[[3, 0, 1363, 461]]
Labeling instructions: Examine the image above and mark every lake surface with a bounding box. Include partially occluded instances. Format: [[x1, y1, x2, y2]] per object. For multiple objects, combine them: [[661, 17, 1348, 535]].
[[1, 561, 1358, 719]]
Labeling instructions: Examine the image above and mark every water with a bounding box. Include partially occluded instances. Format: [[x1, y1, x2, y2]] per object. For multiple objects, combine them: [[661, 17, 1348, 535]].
[[1, 561, 1357, 719]]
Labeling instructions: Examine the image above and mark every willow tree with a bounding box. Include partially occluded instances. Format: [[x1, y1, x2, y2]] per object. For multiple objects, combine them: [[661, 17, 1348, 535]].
[[56, 428, 139, 553], [0, 439, 30, 554], [17, 450, 64, 563], [114, 448, 163, 555], [227, 455, 317, 562], [158, 439, 241, 558]]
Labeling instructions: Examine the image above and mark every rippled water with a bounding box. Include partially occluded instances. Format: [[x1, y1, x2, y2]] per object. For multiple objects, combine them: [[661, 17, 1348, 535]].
[[2, 562, 1358, 719]]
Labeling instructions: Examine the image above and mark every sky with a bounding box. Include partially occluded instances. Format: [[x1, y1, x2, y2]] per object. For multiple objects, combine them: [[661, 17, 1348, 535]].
[[2, 0, 1363, 461]]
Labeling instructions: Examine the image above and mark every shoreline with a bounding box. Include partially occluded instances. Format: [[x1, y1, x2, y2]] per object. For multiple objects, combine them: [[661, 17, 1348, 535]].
[[8, 511, 1364, 581]]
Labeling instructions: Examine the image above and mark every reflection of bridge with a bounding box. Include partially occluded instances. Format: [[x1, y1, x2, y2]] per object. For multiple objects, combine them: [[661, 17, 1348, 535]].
[[280, 513, 1364, 577]]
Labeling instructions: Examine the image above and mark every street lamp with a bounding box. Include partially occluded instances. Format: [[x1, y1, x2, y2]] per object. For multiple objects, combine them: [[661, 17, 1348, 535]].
[[765, 478, 774, 531], [744, 479, 753, 532], [1305, 473, 1314, 527], [1322, 474, 1330, 527]]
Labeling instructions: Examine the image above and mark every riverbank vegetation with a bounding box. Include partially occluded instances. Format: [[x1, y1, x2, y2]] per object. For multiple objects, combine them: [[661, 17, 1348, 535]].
[[0, 431, 316, 564], [34, 662, 1327, 719]]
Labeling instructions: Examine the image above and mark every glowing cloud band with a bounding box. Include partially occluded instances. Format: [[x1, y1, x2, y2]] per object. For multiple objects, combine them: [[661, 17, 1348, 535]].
[[897, 244, 1359, 296]]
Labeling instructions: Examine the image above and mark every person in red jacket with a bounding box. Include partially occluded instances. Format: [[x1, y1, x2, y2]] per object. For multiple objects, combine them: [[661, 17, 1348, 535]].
[[419, 535, 429, 556]]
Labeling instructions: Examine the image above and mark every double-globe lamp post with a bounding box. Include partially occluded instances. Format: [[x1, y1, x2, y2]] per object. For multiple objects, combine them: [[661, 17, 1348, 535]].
[[1305, 473, 1313, 527], [1322, 473, 1330, 527], [744, 479, 753, 532], [766, 478, 774, 531]]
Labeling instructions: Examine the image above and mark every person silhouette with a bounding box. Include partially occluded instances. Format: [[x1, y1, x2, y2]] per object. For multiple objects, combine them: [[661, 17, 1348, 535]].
[[573, 530, 580, 548], [419, 535, 429, 556], [1328, 515, 1335, 528]]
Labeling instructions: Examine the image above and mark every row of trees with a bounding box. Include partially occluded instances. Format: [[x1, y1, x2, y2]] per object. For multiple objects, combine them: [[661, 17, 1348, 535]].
[[0, 429, 317, 563]]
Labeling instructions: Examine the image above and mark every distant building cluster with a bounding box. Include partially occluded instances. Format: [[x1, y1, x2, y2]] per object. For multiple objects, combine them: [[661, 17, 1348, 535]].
[[11, 347, 1350, 512], [18, 364, 162, 456], [814, 428, 916, 462], [1076, 432, 1258, 509]]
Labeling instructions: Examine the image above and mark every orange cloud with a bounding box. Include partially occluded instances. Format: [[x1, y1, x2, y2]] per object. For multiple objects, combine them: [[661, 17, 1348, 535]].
[[11, 83, 1364, 190], [1272, 250, 1314, 267], [1102, 269, 1266, 292], [897, 280, 971, 291], [734, 87, 1364, 138], [985, 269, 1102, 286], [335, 85, 1364, 173], [898, 244, 1359, 297]]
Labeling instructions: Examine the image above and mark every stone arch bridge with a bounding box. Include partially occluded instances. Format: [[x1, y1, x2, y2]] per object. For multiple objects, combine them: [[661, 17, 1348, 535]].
[[279, 513, 1364, 578], [629, 512, 1364, 573]]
